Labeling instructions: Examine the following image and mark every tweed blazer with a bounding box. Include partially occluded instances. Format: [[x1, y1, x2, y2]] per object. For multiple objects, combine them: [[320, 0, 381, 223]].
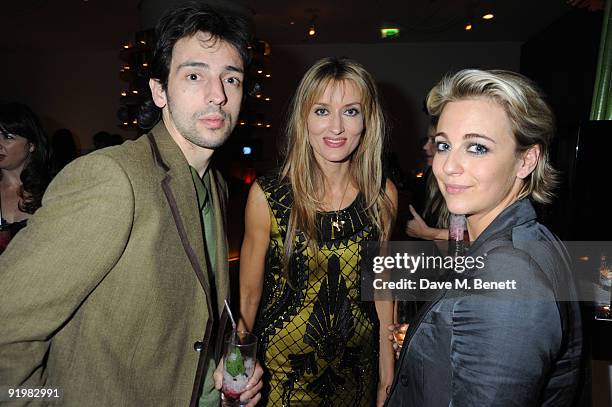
[[0, 122, 229, 406]]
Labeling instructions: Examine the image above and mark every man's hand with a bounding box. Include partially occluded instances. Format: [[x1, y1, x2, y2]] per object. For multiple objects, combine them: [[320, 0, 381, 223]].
[[214, 358, 264, 406], [406, 205, 449, 241], [405, 205, 432, 239]]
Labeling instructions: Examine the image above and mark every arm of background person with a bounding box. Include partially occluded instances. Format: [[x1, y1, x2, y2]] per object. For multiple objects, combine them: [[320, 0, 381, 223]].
[[0, 153, 134, 386], [375, 179, 398, 406], [237, 181, 270, 333], [405, 204, 448, 240], [450, 249, 562, 405]]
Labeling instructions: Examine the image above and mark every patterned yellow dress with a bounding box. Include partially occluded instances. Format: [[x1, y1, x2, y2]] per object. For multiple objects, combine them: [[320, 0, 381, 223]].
[[254, 175, 379, 406]]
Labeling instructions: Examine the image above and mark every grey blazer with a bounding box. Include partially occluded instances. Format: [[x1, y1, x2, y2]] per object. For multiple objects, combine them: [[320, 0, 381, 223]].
[[385, 199, 583, 406]]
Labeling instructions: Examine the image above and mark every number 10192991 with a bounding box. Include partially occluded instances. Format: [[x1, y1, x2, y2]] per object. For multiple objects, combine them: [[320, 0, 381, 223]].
[[0, 386, 63, 401]]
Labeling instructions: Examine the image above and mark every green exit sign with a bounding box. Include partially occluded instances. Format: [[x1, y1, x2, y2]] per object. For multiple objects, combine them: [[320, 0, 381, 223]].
[[381, 28, 400, 39]]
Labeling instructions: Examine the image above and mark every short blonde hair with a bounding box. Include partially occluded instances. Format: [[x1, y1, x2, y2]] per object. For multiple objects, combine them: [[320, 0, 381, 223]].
[[427, 69, 559, 204]]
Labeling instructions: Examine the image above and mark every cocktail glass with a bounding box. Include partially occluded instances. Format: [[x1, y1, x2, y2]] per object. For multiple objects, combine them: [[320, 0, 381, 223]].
[[221, 331, 257, 407]]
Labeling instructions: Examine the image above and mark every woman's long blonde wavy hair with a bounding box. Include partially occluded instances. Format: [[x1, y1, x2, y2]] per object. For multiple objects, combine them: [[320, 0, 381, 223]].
[[280, 57, 395, 279]]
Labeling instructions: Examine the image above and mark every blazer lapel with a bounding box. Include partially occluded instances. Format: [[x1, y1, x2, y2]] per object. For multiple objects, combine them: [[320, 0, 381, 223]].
[[146, 124, 214, 320], [208, 170, 229, 315]]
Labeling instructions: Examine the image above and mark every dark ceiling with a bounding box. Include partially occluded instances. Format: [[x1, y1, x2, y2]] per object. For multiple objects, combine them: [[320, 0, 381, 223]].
[[0, 0, 140, 51], [0, 0, 576, 53], [248, 0, 573, 44]]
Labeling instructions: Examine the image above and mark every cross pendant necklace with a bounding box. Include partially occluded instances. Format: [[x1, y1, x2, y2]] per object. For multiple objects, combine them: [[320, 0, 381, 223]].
[[332, 217, 345, 232], [332, 179, 350, 233]]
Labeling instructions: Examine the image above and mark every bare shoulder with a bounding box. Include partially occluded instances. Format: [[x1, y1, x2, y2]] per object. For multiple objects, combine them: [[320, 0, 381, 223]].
[[243, 181, 271, 247], [248, 180, 267, 205], [245, 181, 270, 224]]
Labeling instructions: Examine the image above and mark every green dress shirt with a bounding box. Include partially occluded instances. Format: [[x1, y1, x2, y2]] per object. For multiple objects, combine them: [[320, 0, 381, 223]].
[[191, 167, 221, 406]]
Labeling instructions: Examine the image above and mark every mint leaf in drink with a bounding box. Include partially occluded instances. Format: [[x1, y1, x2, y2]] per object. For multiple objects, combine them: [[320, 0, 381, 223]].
[[225, 348, 246, 377]]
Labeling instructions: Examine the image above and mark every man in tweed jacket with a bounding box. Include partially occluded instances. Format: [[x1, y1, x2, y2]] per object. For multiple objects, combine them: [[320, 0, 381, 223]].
[[0, 4, 262, 406]]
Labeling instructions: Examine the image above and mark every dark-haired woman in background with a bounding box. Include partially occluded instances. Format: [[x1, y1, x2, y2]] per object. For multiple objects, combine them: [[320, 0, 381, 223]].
[[0, 103, 52, 248]]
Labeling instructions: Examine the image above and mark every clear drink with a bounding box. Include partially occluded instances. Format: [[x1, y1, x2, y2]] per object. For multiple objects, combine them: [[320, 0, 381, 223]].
[[221, 331, 257, 407]]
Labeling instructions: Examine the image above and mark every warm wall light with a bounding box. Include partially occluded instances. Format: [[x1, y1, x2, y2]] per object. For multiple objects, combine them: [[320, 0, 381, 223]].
[[482, 13, 494, 20], [265, 97, 270, 101], [465, 23, 473, 31], [121, 91, 127, 96], [265, 74, 271, 78], [307, 11, 318, 37], [257, 70, 263, 74]]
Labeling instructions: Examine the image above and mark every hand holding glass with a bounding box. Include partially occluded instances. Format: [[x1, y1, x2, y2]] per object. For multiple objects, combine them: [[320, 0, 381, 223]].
[[222, 331, 257, 406]]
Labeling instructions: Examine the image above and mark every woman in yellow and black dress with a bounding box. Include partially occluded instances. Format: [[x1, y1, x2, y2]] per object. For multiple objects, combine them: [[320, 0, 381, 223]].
[[238, 57, 397, 406]]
